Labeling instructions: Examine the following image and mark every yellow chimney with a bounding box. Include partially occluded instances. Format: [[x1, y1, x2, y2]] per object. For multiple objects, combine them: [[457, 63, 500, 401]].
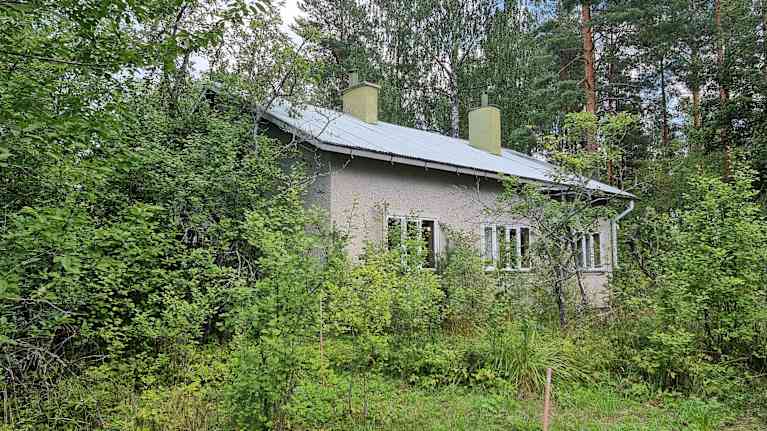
[[342, 72, 380, 124], [468, 93, 502, 156]]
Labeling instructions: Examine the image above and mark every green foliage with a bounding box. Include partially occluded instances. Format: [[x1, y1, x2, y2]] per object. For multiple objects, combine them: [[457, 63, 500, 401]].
[[225, 341, 319, 430], [632, 167, 766, 391], [222, 205, 333, 430], [439, 228, 496, 334], [282, 369, 351, 429], [6, 346, 229, 430], [325, 245, 444, 342], [655, 167, 767, 364], [0, 203, 244, 382], [610, 164, 767, 402], [384, 337, 477, 388]]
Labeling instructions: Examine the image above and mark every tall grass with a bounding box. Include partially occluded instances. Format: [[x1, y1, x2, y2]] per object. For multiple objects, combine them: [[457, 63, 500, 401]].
[[486, 320, 587, 398]]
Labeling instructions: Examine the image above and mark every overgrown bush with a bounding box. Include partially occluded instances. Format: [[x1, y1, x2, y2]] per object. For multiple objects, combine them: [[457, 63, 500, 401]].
[[222, 207, 333, 430], [0, 204, 246, 393], [439, 229, 496, 334], [5, 345, 230, 430], [611, 166, 767, 398], [325, 244, 444, 342], [384, 338, 470, 388], [0, 85, 311, 414]]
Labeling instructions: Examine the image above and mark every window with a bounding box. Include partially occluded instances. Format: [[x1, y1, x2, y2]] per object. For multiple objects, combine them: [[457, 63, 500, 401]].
[[482, 225, 531, 271], [387, 216, 437, 268], [576, 232, 603, 270]]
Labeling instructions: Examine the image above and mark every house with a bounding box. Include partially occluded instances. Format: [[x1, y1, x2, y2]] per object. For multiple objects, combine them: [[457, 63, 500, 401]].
[[260, 75, 635, 304]]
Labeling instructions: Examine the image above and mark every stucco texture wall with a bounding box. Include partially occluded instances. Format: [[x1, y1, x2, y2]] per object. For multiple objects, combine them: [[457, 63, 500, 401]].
[[326, 153, 513, 254], [305, 151, 615, 307]]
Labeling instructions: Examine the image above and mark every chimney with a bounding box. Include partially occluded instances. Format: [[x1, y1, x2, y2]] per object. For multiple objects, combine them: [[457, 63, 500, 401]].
[[468, 93, 502, 156], [342, 71, 380, 124]]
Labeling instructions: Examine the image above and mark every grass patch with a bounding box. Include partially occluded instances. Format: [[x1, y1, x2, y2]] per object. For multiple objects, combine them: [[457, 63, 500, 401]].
[[288, 374, 761, 431]]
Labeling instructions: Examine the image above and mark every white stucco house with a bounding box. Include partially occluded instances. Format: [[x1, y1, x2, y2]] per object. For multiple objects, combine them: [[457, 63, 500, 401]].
[[259, 76, 635, 302]]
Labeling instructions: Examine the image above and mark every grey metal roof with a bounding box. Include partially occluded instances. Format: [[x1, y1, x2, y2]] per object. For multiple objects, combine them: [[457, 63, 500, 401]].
[[264, 100, 634, 198]]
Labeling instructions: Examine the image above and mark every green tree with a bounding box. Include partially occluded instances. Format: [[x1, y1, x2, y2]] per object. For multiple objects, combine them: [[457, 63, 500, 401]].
[[654, 166, 767, 372], [500, 112, 638, 326]]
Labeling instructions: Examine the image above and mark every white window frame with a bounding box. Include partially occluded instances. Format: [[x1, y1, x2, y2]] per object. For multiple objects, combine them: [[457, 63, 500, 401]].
[[481, 224, 532, 272], [575, 231, 604, 271], [387, 215, 438, 269]]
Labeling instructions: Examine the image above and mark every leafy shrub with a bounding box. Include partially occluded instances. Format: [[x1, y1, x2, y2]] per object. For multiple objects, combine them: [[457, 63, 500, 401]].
[[391, 263, 444, 336], [282, 369, 349, 429], [0, 93, 312, 411], [612, 167, 767, 396], [222, 207, 331, 430], [4, 345, 230, 430], [224, 340, 319, 430], [654, 169, 767, 366], [325, 245, 444, 341], [0, 205, 246, 393], [385, 339, 468, 388], [438, 229, 496, 334], [324, 247, 395, 347]]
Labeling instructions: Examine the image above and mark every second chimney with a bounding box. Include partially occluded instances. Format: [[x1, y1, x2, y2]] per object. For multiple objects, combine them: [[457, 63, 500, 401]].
[[342, 72, 380, 124], [468, 93, 501, 156]]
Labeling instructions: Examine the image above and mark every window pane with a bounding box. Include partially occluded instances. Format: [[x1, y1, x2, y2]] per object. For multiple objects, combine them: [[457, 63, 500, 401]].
[[585, 235, 593, 268], [592, 233, 601, 267], [509, 227, 518, 269], [387, 218, 402, 250], [406, 220, 419, 240], [497, 226, 508, 269], [483, 226, 494, 264], [422, 220, 436, 268], [520, 227, 531, 268]]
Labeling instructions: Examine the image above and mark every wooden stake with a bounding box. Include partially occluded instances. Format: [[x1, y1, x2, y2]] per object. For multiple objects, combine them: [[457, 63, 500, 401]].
[[543, 367, 553, 431], [319, 291, 324, 362]]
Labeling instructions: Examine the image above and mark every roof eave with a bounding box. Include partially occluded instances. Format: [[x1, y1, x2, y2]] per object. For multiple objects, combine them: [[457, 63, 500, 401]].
[[261, 110, 636, 200]]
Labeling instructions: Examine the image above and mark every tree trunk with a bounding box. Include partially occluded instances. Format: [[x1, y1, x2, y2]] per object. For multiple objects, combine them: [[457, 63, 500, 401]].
[[556, 282, 567, 327], [554, 267, 568, 327], [660, 58, 670, 147], [763, 0, 767, 82], [691, 85, 702, 128], [448, 44, 460, 138], [606, 29, 619, 113], [575, 269, 590, 313], [557, 0, 570, 83], [450, 87, 460, 138], [581, 0, 598, 151], [715, 0, 731, 177], [686, 1, 703, 138], [690, 45, 702, 131]]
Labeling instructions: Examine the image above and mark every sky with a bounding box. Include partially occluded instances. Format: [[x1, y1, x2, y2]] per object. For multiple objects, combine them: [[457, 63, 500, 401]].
[[190, 1, 303, 75], [280, 0, 302, 34], [277, 0, 305, 44]]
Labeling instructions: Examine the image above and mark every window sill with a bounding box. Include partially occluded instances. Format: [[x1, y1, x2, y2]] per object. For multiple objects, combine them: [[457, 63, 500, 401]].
[[578, 268, 610, 274], [485, 267, 532, 273]]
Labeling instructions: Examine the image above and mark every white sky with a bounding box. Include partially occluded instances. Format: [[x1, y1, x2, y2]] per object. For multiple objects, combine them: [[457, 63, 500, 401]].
[[279, 0, 303, 38], [189, 1, 304, 75]]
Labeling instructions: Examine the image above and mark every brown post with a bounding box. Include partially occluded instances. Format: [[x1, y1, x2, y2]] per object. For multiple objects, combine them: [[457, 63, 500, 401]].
[[319, 292, 325, 365], [543, 367, 553, 431]]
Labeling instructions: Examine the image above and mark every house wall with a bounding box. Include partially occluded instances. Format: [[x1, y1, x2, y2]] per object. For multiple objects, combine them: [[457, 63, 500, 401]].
[[303, 151, 614, 307], [326, 153, 512, 254], [301, 148, 332, 214]]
